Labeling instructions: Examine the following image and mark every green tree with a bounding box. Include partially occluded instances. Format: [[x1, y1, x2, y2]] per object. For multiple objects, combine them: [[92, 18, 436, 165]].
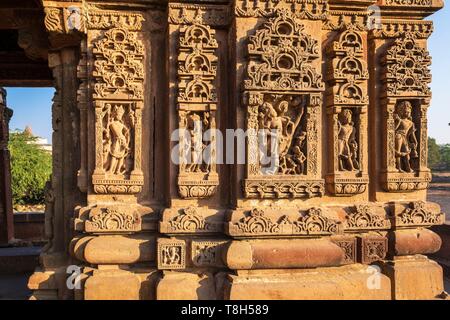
[[440, 144, 450, 170], [428, 137, 442, 169], [8, 131, 52, 205]]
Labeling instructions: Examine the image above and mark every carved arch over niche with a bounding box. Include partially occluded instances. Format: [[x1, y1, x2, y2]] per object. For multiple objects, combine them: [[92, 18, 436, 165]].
[[243, 9, 325, 199], [381, 32, 431, 192]]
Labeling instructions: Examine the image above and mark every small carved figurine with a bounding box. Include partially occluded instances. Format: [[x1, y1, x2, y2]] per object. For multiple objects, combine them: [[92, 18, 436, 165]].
[[394, 101, 418, 173]]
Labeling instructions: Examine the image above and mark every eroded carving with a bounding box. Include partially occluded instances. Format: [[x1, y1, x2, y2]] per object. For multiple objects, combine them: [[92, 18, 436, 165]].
[[158, 239, 186, 270], [394, 201, 445, 227], [84, 207, 141, 233]]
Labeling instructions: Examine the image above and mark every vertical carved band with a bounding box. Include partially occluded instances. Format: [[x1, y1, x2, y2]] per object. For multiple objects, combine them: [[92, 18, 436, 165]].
[[176, 22, 220, 199], [90, 21, 145, 194], [325, 26, 369, 196], [381, 32, 432, 192]]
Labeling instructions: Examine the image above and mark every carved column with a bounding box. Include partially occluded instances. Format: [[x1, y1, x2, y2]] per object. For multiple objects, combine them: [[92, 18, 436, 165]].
[[0, 88, 14, 244]]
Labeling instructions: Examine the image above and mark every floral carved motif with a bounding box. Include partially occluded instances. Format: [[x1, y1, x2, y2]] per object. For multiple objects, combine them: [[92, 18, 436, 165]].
[[359, 237, 387, 264], [332, 237, 357, 265], [160, 207, 222, 234], [176, 22, 220, 199], [91, 26, 144, 194], [394, 201, 445, 227], [243, 9, 324, 199], [227, 208, 341, 237], [345, 204, 391, 231], [84, 207, 141, 233]]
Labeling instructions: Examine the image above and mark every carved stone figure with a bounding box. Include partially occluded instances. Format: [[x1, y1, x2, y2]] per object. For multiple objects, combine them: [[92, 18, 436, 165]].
[[337, 109, 359, 171], [394, 101, 418, 173], [103, 104, 133, 175]]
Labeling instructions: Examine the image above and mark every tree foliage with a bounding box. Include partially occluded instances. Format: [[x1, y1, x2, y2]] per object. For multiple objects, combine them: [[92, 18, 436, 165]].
[[8, 131, 52, 205], [428, 137, 442, 169], [428, 137, 450, 171]]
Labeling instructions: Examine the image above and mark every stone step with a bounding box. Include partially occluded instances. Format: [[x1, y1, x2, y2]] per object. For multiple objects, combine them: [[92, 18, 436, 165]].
[[0, 246, 42, 274]]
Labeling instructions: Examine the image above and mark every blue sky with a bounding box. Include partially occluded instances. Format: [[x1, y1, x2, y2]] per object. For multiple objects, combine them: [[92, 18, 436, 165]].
[[4, 6, 450, 144]]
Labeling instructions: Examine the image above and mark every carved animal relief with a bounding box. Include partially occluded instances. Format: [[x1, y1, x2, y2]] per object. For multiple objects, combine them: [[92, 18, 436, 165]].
[[243, 9, 325, 199]]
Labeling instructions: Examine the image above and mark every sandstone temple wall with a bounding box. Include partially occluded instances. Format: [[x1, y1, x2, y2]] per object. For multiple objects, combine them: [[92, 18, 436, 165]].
[[19, 0, 447, 300]]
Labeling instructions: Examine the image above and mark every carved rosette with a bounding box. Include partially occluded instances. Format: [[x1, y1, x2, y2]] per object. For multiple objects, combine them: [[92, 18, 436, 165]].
[[359, 236, 388, 264], [325, 26, 369, 196], [90, 24, 145, 194], [176, 23, 220, 199], [226, 208, 341, 238], [243, 9, 325, 199], [332, 236, 357, 265], [381, 32, 432, 192]]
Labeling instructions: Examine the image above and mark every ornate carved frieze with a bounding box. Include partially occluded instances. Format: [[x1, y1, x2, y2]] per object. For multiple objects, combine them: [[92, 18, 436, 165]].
[[391, 201, 445, 228], [235, 0, 329, 20], [371, 20, 434, 39], [74, 205, 143, 234], [157, 238, 186, 270], [226, 208, 341, 238], [169, 3, 230, 27], [90, 26, 145, 194], [380, 32, 432, 192], [325, 26, 369, 196], [358, 236, 388, 264], [159, 207, 223, 235], [85, 7, 144, 31], [176, 23, 220, 199], [243, 9, 325, 199], [344, 204, 391, 232]]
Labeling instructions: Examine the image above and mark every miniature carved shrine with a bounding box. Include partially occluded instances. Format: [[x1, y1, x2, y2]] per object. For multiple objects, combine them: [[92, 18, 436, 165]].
[[0, 0, 446, 300]]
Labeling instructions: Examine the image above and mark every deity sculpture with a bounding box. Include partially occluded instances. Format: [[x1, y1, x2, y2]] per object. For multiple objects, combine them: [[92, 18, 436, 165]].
[[104, 104, 131, 175], [184, 112, 210, 173], [162, 246, 181, 265], [394, 101, 418, 173], [258, 97, 306, 175], [337, 109, 359, 171]]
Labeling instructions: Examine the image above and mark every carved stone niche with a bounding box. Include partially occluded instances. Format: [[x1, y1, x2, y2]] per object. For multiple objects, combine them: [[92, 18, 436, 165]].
[[380, 32, 431, 192], [176, 23, 220, 199], [157, 238, 186, 270], [226, 207, 342, 238], [90, 27, 145, 194], [242, 9, 325, 199], [325, 27, 369, 196]]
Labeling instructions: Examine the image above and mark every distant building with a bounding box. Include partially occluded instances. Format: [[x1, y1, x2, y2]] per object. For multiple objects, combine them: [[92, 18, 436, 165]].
[[23, 126, 52, 153]]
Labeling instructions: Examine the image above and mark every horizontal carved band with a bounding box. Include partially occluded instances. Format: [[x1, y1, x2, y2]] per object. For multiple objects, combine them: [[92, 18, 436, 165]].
[[243, 179, 325, 199]]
